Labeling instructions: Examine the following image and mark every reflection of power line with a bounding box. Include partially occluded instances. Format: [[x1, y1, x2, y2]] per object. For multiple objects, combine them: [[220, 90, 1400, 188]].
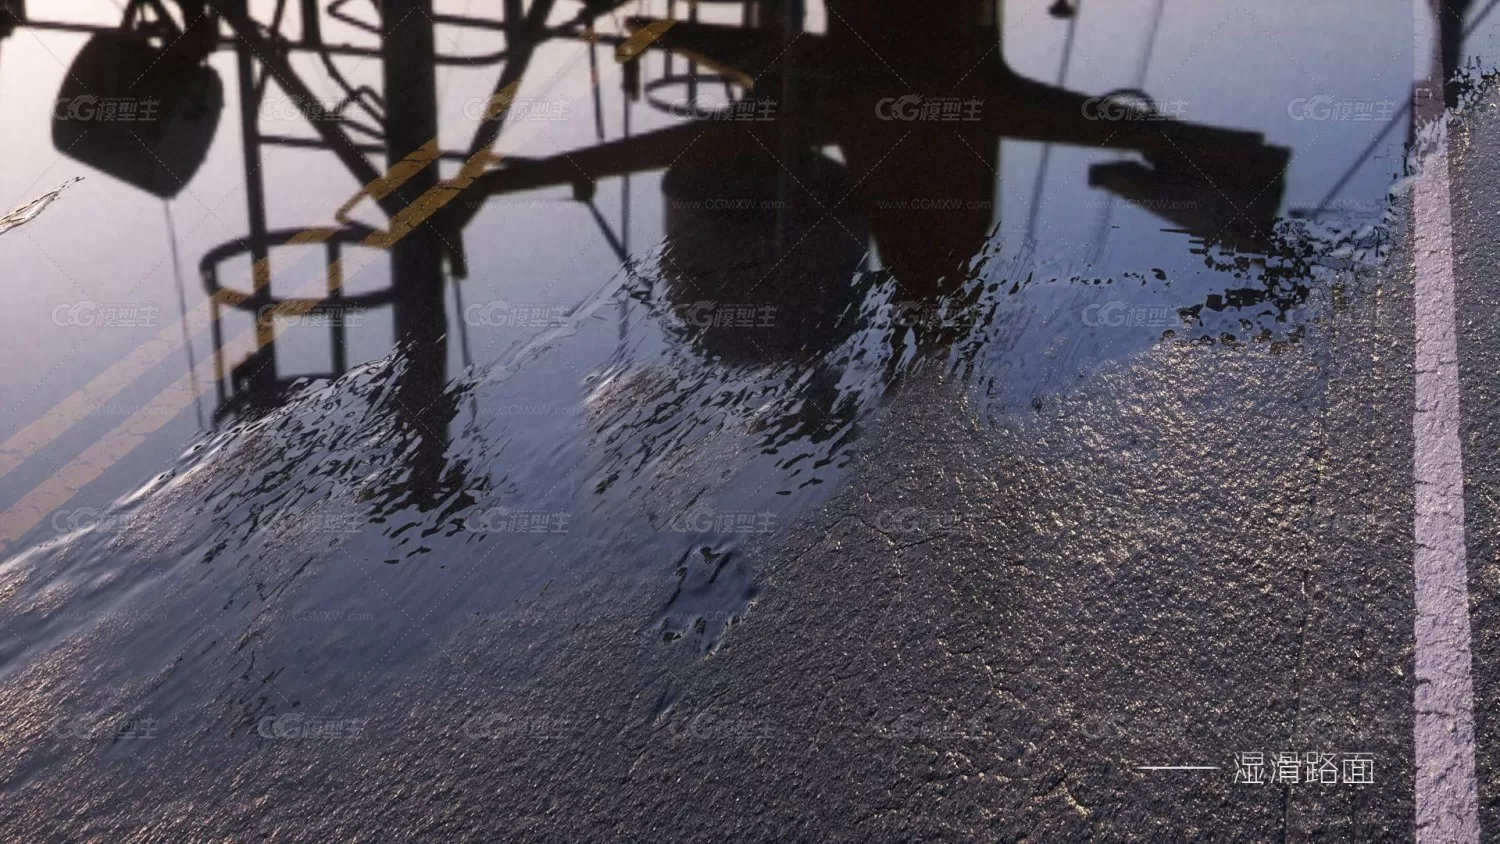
[[1085, 0, 1166, 263], [1133, 0, 1167, 84], [1024, 0, 1082, 247], [1025, 0, 1172, 264], [163, 201, 205, 430]]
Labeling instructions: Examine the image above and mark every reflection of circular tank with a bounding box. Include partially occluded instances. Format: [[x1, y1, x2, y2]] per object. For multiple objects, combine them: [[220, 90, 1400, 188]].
[[660, 152, 869, 362], [52, 33, 222, 198]]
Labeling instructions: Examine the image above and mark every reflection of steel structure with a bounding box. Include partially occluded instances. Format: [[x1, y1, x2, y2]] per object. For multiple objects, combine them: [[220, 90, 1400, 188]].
[[0, 0, 1312, 512], [198, 0, 638, 416], [198, 225, 383, 411], [448, 2, 1295, 355], [4, 0, 648, 507], [4, 0, 653, 418], [6, 1, 1299, 390], [173, 0, 813, 414]]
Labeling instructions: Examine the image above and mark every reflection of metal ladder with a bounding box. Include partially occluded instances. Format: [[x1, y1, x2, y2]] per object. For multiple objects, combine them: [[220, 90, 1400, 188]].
[[185, 0, 642, 419], [198, 225, 388, 419]]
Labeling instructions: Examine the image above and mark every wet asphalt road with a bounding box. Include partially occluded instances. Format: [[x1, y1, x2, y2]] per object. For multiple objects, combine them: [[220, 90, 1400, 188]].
[[5, 5, 1500, 842], [3, 77, 1489, 844], [438, 233, 1421, 838], [368, 90, 1474, 841], [1452, 90, 1500, 842]]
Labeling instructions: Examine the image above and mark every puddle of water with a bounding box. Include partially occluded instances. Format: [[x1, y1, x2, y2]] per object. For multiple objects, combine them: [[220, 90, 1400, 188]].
[[0, 0, 1491, 739]]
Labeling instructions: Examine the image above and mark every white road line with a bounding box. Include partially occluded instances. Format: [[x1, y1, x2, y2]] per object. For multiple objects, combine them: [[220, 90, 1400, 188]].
[[1411, 1, 1480, 841]]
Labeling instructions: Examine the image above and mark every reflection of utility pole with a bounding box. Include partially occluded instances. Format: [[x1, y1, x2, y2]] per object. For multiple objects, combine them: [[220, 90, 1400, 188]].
[[300, 0, 321, 43], [383, 0, 444, 346], [232, 0, 276, 400], [383, 0, 453, 504]]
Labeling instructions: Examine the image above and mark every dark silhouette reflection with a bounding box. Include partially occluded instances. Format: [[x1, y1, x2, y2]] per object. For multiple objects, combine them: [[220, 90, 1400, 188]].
[[207, 0, 466, 511], [19, 0, 515, 519], [454, 0, 1293, 359], [9, 0, 1418, 539], [658, 153, 869, 362], [0, 0, 1449, 716], [1, 0, 1370, 533], [18, 1, 1343, 382]]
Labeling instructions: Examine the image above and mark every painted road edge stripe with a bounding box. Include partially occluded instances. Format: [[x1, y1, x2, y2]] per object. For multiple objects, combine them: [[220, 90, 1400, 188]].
[[1412, 1, 1480, 840]]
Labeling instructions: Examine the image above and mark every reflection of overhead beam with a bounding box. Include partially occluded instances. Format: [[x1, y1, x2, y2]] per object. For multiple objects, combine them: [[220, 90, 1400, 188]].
[[1091, 153, 1289, 254], [460, 14, 1290, 260], [460, 85, 1287, 241], [624, 17, 1273, 154]]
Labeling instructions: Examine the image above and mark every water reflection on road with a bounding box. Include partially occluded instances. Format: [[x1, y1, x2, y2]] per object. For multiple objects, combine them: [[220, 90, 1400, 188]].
[[0, 0, 1478, 765]]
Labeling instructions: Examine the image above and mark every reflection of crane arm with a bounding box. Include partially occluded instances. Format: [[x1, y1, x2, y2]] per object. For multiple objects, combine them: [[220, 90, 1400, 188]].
[[449, 117, 836, 232]]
